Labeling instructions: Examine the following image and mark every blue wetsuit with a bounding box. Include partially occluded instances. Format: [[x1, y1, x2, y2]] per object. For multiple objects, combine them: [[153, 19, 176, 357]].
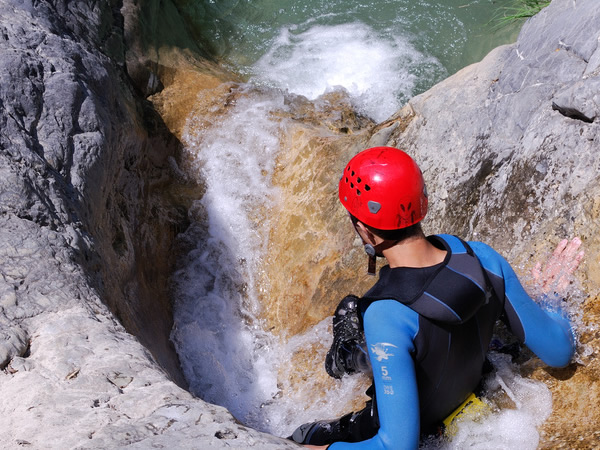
[[322, 235, 575, 449]]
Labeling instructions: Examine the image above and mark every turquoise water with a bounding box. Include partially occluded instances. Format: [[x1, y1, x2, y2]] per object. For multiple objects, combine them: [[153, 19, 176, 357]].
[[184, 0, 520, 121]]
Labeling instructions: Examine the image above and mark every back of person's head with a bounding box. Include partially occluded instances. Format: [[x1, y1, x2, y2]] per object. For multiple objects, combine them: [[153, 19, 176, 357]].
[[339, 146, 428, 238]]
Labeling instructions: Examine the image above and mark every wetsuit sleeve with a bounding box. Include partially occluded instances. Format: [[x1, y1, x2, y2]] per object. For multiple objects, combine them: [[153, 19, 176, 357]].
[[471, 242, 575, 368], [329, 300, 421, 450]]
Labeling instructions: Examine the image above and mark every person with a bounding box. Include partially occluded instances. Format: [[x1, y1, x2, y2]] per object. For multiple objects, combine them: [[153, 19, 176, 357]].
[[288, 146, 584, 449]]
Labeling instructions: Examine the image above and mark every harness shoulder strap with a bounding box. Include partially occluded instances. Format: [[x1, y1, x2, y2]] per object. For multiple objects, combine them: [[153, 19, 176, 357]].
[[453, 236, 498, 305]]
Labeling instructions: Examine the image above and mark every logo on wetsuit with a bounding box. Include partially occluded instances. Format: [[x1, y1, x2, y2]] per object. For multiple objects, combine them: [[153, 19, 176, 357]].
[[371, 342, 397, 361], [372, 342, 398, 389]]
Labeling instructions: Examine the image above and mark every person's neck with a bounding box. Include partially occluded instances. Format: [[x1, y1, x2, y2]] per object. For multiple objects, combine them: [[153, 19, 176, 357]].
[[381, 234, 447, 268]]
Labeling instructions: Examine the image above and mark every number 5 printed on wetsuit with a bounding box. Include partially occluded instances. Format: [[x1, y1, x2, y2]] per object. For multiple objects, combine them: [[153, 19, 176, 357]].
[[372, 342, 397, 394]]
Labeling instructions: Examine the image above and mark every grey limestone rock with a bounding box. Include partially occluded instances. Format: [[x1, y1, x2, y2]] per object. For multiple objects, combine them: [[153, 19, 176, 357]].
[[0, 0, 297, 448]]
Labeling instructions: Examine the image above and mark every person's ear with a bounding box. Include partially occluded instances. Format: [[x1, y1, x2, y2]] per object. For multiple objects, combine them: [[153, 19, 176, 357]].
[[356, 221, 377, 245]]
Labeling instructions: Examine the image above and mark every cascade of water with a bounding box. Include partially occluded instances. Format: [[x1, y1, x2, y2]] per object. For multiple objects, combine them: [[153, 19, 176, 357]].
[[169, 82, 375, 434], [170, 86, 286, 426]]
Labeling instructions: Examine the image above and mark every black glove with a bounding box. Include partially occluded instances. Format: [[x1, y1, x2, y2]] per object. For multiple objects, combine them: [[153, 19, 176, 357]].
[[325, 295, 367, 379]]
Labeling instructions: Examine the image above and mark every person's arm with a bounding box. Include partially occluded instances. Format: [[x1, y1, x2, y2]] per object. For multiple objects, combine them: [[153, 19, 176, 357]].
[[328, 300, 421, 450], [472, 239, 583, 367]]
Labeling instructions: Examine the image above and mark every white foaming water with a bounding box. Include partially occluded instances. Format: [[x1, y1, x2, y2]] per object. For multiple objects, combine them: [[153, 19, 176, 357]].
[[259, 318, 374, 436], [427, 352, 553, 450], [250, 22, 444, 122], [171, 86, 285, 425], [170, 85, 372, 433], [170, 17, 446, 433]]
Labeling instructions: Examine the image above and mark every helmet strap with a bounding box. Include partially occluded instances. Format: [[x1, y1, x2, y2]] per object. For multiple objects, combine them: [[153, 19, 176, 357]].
[[367, 254, 377, 276], [363, 239, 401, 276], [364, 244, 377, 276]]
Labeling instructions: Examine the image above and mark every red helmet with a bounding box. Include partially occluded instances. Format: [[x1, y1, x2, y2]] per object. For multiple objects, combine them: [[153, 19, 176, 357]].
[[338, 147, 428, 230]]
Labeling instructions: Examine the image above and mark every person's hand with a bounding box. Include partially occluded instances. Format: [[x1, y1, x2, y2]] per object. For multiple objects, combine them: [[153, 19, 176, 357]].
[[532, 237, 584, 297]]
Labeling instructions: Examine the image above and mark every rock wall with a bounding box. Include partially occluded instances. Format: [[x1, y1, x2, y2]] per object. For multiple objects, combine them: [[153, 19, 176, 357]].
[[0, 0, 296, 448], [0, 0, 187, 384], [391, 0, 600, 258]]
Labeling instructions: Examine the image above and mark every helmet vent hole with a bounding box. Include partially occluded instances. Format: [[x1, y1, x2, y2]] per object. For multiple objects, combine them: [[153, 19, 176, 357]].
[[364, 185, 371, 191], [356, 189, 361, 196], [350, 182, 354, 188], [351, 171, 355, 176], [345, 177, 349, 183], [357, 177, 361, 183]]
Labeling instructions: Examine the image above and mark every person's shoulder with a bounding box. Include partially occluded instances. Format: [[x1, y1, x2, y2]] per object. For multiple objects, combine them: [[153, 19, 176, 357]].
[[466, 240, 496, 254], [467, 240, 503, 257], [431, 233, 493, 254], [464, 240, 509, 276], [434, 234, 506, 268], [431, 234, 493, 254], [363, 299, 420, 344], [363, 299, 419, 327]]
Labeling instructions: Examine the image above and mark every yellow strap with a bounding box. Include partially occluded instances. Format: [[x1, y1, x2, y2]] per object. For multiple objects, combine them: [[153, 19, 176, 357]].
[[443, 392, 487, 433]]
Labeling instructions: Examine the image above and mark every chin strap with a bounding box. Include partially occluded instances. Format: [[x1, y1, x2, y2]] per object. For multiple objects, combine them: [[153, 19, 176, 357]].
[[364, 239, 402, 276], [364, 244, 377, 276]]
